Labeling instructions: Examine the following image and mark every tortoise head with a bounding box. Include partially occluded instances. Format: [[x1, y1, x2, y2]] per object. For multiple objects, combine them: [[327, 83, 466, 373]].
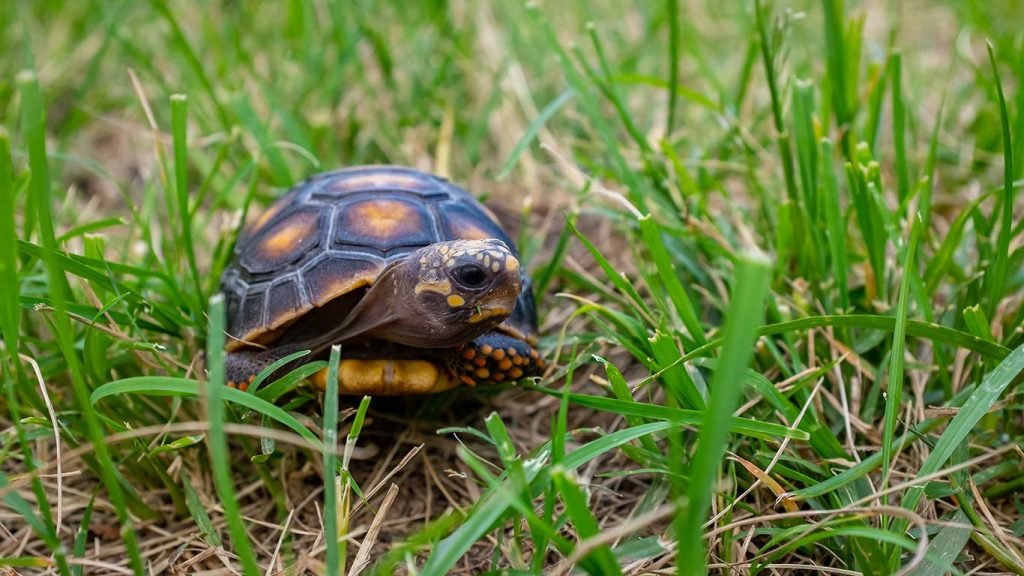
[[402, 239, 522, 345], [339, 239, 523, 349]]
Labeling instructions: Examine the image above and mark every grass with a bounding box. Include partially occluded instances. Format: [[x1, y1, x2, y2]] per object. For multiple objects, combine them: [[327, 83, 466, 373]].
[[2, 0, 1024, 574]]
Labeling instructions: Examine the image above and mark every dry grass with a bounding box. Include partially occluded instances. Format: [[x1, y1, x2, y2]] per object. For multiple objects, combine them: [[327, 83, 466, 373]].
[[4, 0, 1024, 574]]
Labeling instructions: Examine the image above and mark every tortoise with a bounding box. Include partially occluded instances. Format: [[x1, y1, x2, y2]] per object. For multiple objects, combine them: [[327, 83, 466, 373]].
[[220, 165, 542, 395]]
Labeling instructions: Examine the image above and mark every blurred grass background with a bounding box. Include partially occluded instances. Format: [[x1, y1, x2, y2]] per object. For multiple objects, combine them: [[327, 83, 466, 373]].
[[2, 0, 1024, 574]]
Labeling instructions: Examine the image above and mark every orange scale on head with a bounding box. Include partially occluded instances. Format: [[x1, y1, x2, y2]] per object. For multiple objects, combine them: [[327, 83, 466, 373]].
[[509, 368, 523, 379], [474, 368, 491, 380], [474, 357, 487, 367], [498, 358, 513, 371], [480, 344, 494, 356], [491, 349, 506, 361], [462, 348, 476, 360]]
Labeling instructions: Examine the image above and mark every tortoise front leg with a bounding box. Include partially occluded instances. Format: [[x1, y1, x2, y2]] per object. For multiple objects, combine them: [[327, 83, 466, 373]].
[[224, 347, 301, 391], [452, 331, 544, 386]]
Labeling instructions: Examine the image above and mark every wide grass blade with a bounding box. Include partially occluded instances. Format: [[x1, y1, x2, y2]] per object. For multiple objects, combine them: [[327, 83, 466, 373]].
[[170, 94, 203, 315], [899, 341, 1024, 521], [880, 213, 922, 509], [19, 69, 141, 576], [323, 345, 342, 576], [91, 376, 322, 447], [676, 251, 772, 575], [822, 0, 853, 154], [906, 510, 970, 576], [204, 294, 261, 575], [1, 130, 61, 570], [820, 138, 850, 312], [551, 466, 622, 574], [984, 43, 1015, 320]]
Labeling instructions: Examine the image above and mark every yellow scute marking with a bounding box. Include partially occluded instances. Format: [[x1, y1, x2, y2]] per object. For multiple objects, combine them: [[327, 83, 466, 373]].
[[258, 211, 319, 259], [313, 276, 372, 306], [343, 198, 427, 242], [450, 221, 492, 241], [251, 200, 284, 233], [447, 294, 465, 307]]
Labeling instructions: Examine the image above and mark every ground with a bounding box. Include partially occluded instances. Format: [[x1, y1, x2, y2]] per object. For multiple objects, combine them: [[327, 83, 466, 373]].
[[2, 0, 1024, 574]]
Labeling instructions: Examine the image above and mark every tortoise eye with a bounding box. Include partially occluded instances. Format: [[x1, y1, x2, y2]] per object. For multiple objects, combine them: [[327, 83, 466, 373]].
[[454, 264, 489, 288]]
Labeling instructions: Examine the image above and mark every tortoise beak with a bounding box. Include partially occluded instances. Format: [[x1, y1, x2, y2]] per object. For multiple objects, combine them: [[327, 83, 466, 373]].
[[467, 270, 521, 324]]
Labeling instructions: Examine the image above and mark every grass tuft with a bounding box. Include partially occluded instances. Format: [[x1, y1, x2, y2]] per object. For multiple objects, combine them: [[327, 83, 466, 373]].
[[3, 2, 1024, 573]]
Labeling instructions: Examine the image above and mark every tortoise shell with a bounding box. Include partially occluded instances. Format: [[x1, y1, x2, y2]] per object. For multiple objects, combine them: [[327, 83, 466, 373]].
[[221, 165, 538, 354]]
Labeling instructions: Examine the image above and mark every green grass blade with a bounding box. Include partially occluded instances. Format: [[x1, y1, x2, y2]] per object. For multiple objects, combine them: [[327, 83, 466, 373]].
[[756, 0, 804, 275], [181, 469, 221, 547], [880, 213, 922, 508], [18, 70, 138, 576], [150, 0, 231, 128], [822, 0, 852, 153], [323, 345, 342, 576], [820, 138, 849, 312], [526, 386, 806, 441], [0, 129, 59, 561], [639, 216, 705, 344], [497, 89, 574, 179], [0, 473, 61, 556], [665, 0, 681, 136], [984, 42, 1015, 320], [906, 510, 970, 576], [91, 376, 322, 447], [551, 466, 622, 575], [900, 341, 1024, 519], [205, 294, 262, 575], [170, 94, 203, 315], [891, 52, 911, 203], [676, 251, 772, 576], [71, 495, 96, 576], [423, 421, 676, 574]]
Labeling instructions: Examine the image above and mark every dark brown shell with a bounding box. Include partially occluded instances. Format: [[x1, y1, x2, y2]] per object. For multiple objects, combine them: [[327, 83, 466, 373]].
[[221, 166, 538, 352]]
